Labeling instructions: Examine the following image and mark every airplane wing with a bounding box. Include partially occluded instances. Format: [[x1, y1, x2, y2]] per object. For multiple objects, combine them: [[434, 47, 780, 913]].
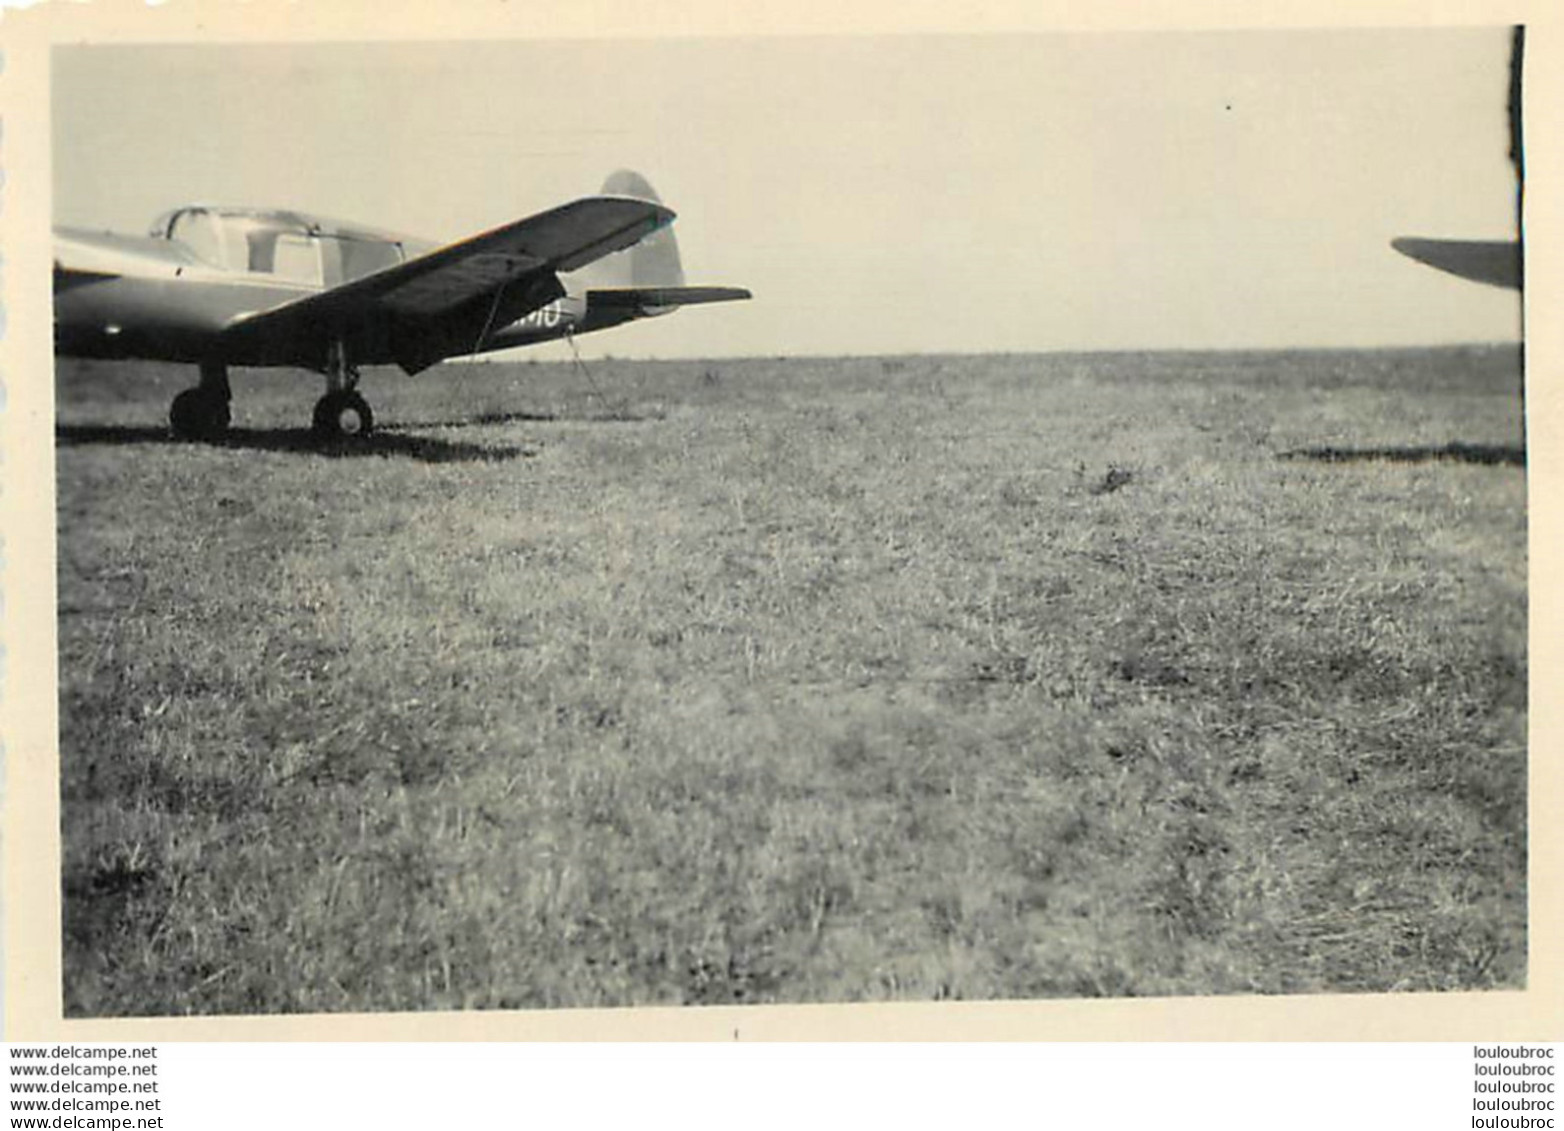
[[1391, 237, 1522, 291], [223, 196, 675, 372]]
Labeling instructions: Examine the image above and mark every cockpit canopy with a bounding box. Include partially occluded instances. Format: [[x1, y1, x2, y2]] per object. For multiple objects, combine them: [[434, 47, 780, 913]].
[[148, 205, 420, 286]]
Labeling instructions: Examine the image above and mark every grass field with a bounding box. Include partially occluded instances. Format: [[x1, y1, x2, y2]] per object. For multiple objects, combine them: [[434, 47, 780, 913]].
[[55, 344, 1527, 1016]]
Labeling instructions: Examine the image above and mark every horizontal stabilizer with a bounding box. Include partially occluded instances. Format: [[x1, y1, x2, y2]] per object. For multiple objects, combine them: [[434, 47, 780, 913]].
[[1391, 237, 1522, 290], [587, 286, 752, 315]]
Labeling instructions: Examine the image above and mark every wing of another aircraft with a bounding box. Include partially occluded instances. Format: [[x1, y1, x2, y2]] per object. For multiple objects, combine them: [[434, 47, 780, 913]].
[[223, 195, 674, 372], [1391, 237, 1522, 290], [1390, 32, 1524, 297]]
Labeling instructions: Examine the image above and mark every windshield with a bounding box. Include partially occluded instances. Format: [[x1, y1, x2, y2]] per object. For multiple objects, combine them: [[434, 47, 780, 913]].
[[154, 207, 406, 285]]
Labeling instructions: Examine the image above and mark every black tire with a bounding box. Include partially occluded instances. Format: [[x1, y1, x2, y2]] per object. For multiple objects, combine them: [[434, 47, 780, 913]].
[[170, 389, 230, 441], [312, 390, 374, 438]]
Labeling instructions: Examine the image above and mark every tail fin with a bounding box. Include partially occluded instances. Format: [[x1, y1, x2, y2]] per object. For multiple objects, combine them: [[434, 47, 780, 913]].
[[573, 170, 751, 323], [577, 169, 686, 289]]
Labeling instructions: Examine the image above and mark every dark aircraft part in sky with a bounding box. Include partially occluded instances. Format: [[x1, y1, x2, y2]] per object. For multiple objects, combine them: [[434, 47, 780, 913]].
[[1391, 29, 1524, 294], [1390, 238, 1521, 291], [1509, 25, 1523, 292], [1509, 26, 1523, 181]]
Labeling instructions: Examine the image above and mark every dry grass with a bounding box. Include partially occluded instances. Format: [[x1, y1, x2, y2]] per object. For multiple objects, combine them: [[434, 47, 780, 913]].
[[55, 344, 1526, 1015]]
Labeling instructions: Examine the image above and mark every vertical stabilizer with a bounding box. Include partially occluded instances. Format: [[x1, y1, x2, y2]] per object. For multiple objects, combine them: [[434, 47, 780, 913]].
[[577, 170, 687, 289]]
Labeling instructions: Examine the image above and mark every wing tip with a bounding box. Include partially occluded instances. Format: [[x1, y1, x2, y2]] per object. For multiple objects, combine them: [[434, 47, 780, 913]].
[[1391, 236, 1522, 290]]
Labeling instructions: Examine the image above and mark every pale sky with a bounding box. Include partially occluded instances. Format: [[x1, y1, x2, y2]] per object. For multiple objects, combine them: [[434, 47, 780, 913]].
[[52, 31, 1523, 359]]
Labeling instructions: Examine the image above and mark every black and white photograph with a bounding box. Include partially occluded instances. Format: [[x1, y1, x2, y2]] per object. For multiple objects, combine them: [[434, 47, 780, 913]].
[[47, 27, 1527, 1021]]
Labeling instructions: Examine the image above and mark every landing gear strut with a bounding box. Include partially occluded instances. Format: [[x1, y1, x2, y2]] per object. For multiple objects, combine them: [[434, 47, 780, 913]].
[[169, 360, 232, 441], [312, 341, 375, 438]]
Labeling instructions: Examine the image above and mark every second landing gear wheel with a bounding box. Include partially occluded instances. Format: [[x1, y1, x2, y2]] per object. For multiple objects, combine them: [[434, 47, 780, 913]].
[[169, 389, 231, 441], [313, 390, 375, 438]]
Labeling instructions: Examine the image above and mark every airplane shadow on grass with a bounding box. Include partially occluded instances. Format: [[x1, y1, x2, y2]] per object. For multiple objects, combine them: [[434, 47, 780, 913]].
[[390, 411, 561, 428], [1279, 442, 1525, 468], [387, 407, 664, 429], [55, 424, 538, 464]]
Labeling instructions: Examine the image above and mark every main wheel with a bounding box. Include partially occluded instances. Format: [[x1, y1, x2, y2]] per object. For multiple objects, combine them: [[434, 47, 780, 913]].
[[169, 389, 231, 441], [312, 390, 375, 438]]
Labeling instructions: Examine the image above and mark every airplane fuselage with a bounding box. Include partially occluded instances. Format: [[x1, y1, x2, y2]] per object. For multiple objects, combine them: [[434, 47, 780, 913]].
[[54, 226, 625, 371]]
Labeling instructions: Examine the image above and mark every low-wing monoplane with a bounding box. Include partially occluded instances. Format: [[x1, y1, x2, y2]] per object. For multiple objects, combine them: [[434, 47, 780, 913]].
[[54, 170, 750, 439]]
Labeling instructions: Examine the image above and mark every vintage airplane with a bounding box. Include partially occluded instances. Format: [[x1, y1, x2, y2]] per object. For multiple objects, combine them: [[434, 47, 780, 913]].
[[53, 170, 751, 439]]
